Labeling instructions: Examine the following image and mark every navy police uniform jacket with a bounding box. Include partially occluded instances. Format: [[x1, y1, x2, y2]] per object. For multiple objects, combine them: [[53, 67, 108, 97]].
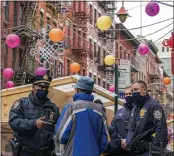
[[9, 92, 59, 149], [105, 103, 133, 155], [126, 94, 168, 152]]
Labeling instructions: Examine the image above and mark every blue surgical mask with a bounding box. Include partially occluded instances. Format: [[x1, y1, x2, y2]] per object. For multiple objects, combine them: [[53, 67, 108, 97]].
[[132, 92, 144, 103], [36, 89, 48, 99]]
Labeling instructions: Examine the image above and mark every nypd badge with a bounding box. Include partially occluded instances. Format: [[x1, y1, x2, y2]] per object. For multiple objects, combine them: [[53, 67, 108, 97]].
[[153, 110, 162, 120], [49, 112, 54, 122], [140, 108, 146, 118], [13, 101, 20, 109]]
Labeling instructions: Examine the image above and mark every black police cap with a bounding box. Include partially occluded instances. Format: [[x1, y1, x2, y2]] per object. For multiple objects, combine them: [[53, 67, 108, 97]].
[[31, 75, 52, 87]]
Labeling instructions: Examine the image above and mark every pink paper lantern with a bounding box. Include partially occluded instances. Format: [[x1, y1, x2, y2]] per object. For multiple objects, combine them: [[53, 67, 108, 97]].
[[145, 2, 160, 17], [6, 34, 20, 48], [138, 44, 149, 55], [6, 81, 14, 88], [3, 68, 14, 79], [35, 67, 46, 76], [109, 85, 115, 93]]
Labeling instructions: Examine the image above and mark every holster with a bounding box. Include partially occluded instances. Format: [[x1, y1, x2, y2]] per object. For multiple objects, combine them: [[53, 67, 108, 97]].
[[10, 137, 22, 156]]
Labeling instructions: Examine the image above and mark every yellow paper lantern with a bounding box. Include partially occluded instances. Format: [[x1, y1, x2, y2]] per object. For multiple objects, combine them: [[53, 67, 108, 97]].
[[96, 16, 112, 31], [49, 29, 64, 42], [104, 55, 115, 66]]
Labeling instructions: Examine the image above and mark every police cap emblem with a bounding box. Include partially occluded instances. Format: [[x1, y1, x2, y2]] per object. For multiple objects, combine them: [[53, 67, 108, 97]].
[[153, 110, 162, 120], [140, 108, 146, 118]]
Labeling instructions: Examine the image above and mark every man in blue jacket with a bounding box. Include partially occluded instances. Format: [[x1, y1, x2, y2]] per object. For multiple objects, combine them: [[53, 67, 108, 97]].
[[55, 76, 108, 156], [105, 84, 134, 156]]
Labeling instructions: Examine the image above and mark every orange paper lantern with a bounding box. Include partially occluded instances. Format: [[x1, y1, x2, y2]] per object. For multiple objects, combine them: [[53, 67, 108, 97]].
[[70, 62, 80, 73], [49, 29, 64, 42], [163, 77, 171, 85]]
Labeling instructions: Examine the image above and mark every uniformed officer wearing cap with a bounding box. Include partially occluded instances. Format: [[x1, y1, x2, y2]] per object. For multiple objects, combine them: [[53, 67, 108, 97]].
[[9, 75, 59, 156], [125, 80, 168, 156]]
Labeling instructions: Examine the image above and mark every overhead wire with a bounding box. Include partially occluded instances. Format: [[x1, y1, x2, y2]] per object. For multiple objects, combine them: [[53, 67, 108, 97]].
[[69, 22, 173, 42]]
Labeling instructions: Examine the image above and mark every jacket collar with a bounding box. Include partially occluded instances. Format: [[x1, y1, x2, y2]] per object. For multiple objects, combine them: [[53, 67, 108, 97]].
[[73, 93, 94, 102]]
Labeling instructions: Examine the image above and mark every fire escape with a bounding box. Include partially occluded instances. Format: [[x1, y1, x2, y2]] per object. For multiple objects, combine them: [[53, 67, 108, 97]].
[[13, 1, 43, 86], [98, 1, 117, 87], [70, 2, 92, 64]]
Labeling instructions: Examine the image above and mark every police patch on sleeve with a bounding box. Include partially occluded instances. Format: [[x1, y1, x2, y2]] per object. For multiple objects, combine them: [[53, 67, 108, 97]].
[[153, 110, 162, 120]]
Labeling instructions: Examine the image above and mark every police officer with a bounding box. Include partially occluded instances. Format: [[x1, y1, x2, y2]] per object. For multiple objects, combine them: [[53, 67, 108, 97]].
[[9, 75, 59, 156], [104, 84, 134, 156], [126, 80, 168, 156]]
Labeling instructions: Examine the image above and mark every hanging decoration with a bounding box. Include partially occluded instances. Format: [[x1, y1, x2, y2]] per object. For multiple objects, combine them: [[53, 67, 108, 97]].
[[6, 34, 20, 48], [96, 16, 112, 31], [6, 81, 14, 88], [145, 2, 160, 17], [35, 67, 46, 76], [3, 68, 14, 79], [30, 38, 65, 70], [104, 55, 115, 66], [49, 29, 64, 42], [109, 85, 115, 93], [70, 62, 81, 73], [138, 44, 149, 55], [163, 77, 171, 85]]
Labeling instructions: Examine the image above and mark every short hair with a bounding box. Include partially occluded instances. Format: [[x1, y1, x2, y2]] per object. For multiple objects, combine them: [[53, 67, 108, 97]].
[[78, 88, 92, 95], [125, 83, 132, 90], [94, 99, 103, 105], [133, 80, 147, 89]]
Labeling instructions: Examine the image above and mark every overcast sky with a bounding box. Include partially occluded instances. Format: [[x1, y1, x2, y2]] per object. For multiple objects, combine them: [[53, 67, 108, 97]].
[[115, 1, 173, 42]]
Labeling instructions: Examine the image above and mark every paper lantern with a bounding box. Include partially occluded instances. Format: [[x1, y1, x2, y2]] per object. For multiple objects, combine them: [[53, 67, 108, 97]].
[[3, 68, 14, 79], [104, 55, 115, 66], [96, 16, 112, 31], [35, 67, 46, 76], [49, 29, 64, 42], [138, 44, 149, 55], [145, 2, 160, 17], [109, 85, 115, 93], [70, 62, 81, 73], [6, 81, 14, 88], [163, 77, 171, 85], [6, 34, 20, 48]]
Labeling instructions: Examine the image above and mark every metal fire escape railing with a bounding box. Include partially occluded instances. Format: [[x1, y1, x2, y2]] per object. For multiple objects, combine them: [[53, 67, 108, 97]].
[[13, 1, 43, 86]]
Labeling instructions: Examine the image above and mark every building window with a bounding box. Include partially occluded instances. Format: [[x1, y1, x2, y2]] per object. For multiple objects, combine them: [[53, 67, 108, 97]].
[[94, 75, 96, 84], [98, 78, 101, 85], [103, 49, 106, 64], [78, 29, 81, 46], [83, 69, 85, 76], [20, 3, 24, 24], [103, 81, 106, 88], [98, 46, 101, 64], [167, 47, 169, 52], [4, 1, 9, 22], [4, 45, 8, 68], [128, 53, 130, 60], [14, 1, 17, 26], [116, 43, 119, 58], [94, 9, 97, 26], [94, 42, 97, 57], [90, 4, 93, 24], [40, 11, 44, 28], [124, 49, 126, 59], [67, 59, 70, 76], [89, 72, 92, 77], [120, 46, 122, 59], [162, 47, 165, 52]]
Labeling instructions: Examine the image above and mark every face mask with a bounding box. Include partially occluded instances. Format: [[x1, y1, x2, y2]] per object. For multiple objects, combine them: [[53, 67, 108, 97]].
[[132, 92, 144, 102], [125, 96, 134, 104], [36, 89, 48, 99]]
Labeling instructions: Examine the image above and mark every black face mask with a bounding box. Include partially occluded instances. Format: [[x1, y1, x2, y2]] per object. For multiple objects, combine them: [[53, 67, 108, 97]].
[[125, 96, 134, 104], [36, 89, 48, 100], [132, 92, 144, 103]]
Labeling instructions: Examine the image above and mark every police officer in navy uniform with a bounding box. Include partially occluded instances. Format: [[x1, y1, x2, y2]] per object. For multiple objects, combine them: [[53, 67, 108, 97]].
[[9, 75, 59, 156], [104, 84, 134, 156], [125, 80, 168, 156]]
